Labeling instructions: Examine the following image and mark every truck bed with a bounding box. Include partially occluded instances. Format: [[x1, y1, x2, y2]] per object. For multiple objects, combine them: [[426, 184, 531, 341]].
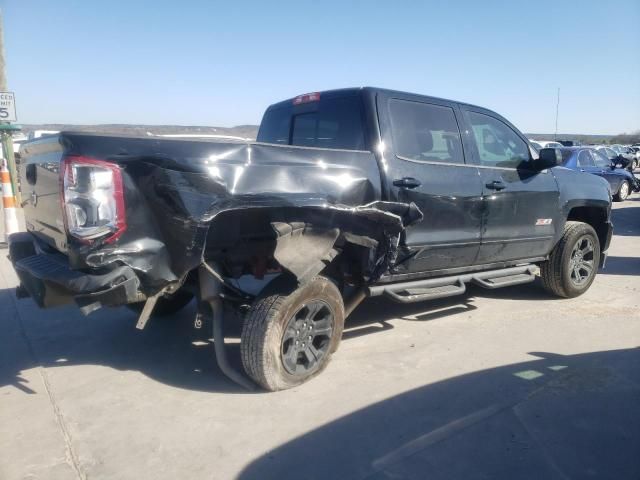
[[16, 132, 419, 306]]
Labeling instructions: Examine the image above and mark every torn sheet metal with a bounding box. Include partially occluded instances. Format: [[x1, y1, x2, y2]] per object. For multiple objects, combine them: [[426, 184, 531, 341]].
[[60, 135, 422, 294]]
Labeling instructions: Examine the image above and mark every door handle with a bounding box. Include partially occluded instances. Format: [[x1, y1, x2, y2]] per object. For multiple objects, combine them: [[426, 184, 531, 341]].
[[393, 177, 421, 189], [485, 180, 506, 191]]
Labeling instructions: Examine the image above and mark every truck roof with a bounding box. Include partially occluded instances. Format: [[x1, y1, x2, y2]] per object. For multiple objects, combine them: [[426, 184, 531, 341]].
[[265, 86, 487, 112]]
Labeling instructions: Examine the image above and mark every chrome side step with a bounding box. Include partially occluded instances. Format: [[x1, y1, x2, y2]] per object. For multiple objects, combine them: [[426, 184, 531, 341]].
[[368, 265, 537, 304]]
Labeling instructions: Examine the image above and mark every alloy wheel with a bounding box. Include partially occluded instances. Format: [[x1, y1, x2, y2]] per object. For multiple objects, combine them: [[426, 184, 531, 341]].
[[619, 182, 629, 200], [569, 235, 595, 287], [281, 300, 334, 376]]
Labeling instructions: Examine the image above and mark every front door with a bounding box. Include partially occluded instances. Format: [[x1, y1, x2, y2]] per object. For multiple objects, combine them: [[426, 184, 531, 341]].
[[462, 108, 561, 264], [379, 96, 484, 273]]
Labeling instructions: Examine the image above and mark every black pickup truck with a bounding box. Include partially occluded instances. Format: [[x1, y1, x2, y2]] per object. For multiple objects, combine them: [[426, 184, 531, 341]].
[[10, 87, 612, 391]]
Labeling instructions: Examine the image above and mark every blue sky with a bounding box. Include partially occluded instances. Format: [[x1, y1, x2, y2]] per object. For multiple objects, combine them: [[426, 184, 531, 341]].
[[3, 0, 639, 134]]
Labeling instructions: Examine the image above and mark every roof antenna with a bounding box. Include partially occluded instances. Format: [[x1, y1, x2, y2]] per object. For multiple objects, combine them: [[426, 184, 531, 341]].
[[554, 88, 560, 140]]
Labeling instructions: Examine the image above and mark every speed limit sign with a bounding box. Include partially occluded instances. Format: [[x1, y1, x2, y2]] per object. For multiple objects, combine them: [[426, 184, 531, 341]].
[[0, 92, 17, 122]]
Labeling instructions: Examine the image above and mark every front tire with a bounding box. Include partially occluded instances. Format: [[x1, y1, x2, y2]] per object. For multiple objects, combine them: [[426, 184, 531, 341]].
[[241, 276, 345, 391], [540, 221, 600, 298]]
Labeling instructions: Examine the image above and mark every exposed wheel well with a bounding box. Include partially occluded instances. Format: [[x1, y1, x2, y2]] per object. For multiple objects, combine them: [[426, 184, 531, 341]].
[[202, 207, 392, 289], [567, 206, 609, 251]]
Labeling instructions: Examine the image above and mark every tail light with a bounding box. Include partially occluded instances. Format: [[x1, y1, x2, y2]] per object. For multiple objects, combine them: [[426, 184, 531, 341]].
[[293, 92, 320, 105], [61, 155, 126, 243]]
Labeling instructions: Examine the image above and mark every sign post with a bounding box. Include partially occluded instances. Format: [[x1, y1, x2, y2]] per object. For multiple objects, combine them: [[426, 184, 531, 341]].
[[0, 91, 19, 205], [0, 91, 16, 121]]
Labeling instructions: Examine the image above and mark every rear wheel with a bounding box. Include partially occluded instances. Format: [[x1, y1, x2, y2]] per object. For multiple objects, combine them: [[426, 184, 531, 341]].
[[241, 276, 344, 391], [614, 180, 630, 202], [540, 221, 600, 298]]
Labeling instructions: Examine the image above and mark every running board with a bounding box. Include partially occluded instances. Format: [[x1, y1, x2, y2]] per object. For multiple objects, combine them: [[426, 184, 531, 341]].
[[368, 265, 537, 304]]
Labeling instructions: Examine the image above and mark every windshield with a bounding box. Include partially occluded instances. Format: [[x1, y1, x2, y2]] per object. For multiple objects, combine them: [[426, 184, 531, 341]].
[[597, 147, 616, 159]]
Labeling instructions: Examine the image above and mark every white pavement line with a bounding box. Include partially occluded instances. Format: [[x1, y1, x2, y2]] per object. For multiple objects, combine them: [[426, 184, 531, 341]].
[[0, 262, 87, 480], [370, 366, 586, 475], [371, 403, 506, 471], [512, 404, 571, 480], [37, 366, 87, 480]]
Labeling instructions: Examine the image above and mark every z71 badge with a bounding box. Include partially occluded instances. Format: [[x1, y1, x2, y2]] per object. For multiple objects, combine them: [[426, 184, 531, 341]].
[[536, 218, 553, 226]]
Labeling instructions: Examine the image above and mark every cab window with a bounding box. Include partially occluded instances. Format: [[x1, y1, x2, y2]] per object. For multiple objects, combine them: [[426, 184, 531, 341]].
[[389, 99, 464, 164], [257, 95, 366, 150], [467, 111, 530, 168]]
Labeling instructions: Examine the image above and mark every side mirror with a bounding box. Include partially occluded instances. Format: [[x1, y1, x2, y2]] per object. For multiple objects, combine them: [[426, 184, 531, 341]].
[[533, 148, 562, 171]]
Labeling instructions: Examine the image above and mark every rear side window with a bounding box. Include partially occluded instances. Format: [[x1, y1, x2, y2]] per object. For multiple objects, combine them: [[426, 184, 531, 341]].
[[389, 99, 464, 164], [256, 107, 290, 145], [467, 111, 530, 168], [577, 150, 595, 167], [257, 95, 366, 150]]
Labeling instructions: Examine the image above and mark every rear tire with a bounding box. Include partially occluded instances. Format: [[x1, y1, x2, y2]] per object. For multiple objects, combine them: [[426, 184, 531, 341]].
[[613, 180, 630, 202], [540, 221, 600, 298], [241, 276, 344, 391]]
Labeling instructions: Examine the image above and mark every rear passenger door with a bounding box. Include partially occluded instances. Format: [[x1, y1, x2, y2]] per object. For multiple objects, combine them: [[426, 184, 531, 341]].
[[378, 95, 484, 273], [576, 149, 604, 179], [461, 108, 561, 264], [589, 149, 622, 192]]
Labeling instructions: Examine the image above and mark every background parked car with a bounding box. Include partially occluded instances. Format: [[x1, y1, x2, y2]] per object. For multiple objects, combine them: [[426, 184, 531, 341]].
[[628, 146, 640, 167], [611, 145, 637, 168], [557, 140, 582, 146], [529, 140, 543, 151], [528, 139, 563, 149], [562, 147, 639, 201], [595, 145, 636, 172]]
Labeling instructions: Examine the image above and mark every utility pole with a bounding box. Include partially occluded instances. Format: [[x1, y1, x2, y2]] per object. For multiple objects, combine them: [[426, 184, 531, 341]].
[[0, 8, 6, 90], [0, 7, 20, 205], [554, 87, 560, 141]]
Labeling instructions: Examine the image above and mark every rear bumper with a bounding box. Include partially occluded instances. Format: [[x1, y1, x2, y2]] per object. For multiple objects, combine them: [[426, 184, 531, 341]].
[[9, 232, 143, 314]]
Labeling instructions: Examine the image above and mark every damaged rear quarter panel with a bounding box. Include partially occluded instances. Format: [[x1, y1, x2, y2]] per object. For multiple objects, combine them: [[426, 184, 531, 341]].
[[63, 135, 420, 293]]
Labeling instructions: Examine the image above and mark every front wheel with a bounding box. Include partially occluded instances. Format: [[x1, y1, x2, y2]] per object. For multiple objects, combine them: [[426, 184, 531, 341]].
[[613, 180, 630, 202], [241, 276, 345, 391], [540, 221, 600, 298]]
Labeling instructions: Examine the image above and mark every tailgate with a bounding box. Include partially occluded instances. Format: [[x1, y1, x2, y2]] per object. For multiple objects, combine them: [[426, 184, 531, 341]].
[[19, 136, 68, 252]]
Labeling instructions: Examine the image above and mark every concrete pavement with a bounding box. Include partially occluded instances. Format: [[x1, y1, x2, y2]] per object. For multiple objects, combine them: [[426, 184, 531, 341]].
[[1, 200, 639, 479]]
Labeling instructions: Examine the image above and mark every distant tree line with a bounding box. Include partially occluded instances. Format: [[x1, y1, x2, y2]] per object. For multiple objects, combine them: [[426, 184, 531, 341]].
[[608, 130, 640, 145], [528, 130, 640, 145]]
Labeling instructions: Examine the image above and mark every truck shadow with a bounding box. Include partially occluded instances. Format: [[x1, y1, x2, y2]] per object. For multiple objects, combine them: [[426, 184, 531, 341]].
[[601, 256, 640, 276], [0, 292, 486, 395], [0, 280, 582, 396], [609, 204, 640, 236], [237, 347, 640, 480]]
